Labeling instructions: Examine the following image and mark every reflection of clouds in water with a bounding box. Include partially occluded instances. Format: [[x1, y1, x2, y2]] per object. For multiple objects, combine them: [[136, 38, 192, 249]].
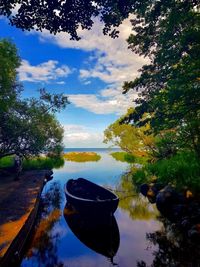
[[53, 152, 130, 187], [51, 223, 68, 239], [55, 161, 91, 173], [115, 209, 162, 265], [62, 255, 109, 267]]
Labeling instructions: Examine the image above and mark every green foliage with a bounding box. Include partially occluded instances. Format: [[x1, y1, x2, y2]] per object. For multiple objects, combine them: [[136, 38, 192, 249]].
[[116, 171, 159, 220], [0, 39, 69, 158], [0, 39, 21, 103], [63, 152, 101, 162], [23, 156, 64, 170], [123, 1, 200, 158], [104, 108, 155, 159], [0, 1, 138, 40], [0, 155, 64, 170], [110, 152, 135, 163], [0, 156, 14, 168], [132, 169, 148, 186], [147, 152, 200, 191]]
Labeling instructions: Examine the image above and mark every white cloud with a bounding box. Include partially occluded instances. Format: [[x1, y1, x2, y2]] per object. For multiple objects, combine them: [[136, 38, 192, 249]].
[[68, 85, 138, 115], [35, 16, 148, 86], [18, 59, 72, 83], [30, 16, 148, 115], [56, 81, 65, 85], [63, 124, 104, 148]]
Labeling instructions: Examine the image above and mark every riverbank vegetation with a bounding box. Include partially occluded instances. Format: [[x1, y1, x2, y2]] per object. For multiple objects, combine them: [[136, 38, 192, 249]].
[[63, 152, 101, 162], [110, 152, 135, 163], [0, 155, 64, 171]]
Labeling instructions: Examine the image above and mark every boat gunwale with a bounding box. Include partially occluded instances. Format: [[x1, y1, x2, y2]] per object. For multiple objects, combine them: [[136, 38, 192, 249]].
[[65, 178, 119, 203]]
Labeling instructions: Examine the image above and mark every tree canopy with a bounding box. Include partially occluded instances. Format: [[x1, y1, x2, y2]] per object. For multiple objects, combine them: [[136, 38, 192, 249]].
[[0, 0, 137, 40], [122, 0, 200, 158], [104, 108, 155, 158], [0, 39, 69, 158]]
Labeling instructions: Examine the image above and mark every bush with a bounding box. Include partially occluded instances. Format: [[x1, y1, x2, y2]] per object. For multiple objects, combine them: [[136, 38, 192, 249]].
[[132, 169, 148, 185], [146, 151, 200, 191], [110, 152, 135, 163]]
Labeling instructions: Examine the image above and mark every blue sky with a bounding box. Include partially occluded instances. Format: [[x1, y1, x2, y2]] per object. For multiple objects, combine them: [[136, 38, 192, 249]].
[[0, 16, 147, 148]]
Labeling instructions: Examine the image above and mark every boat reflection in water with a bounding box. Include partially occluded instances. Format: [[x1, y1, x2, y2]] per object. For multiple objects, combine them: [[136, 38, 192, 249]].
[[63, 203, 120, 265]]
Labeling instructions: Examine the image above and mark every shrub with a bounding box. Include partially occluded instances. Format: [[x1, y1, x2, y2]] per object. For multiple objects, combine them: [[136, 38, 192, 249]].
[[146, 151, 200, 191], [110, 152, 135, 163], [63, 152, 101, 162]]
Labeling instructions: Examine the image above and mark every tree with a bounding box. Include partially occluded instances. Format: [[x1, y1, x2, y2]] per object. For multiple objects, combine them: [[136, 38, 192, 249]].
[[0, 39, 69, 158], [122, 1, 200, 157], [104, 108, 155, 158], [0, 0, 137, 40], [0, 39, 21, 112]]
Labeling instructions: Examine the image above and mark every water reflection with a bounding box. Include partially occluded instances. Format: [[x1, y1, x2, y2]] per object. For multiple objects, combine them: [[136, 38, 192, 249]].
[[63, 204, 120, 265], [21, 150, 163, 267], [116, 171, 159, 220], [137, 216, 200, 267], [22, 182, 64, 267]]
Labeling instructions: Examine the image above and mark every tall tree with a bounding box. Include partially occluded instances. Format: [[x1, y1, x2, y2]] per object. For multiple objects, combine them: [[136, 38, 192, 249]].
[[123, 1, 200, 157]]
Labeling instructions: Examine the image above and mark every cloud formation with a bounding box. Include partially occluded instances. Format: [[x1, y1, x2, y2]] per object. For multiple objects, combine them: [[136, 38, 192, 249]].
[[63, 124, 104, 148], [68, 85, 138, 115], [18, 59, 72, 82], [36, 17, 148, 86]]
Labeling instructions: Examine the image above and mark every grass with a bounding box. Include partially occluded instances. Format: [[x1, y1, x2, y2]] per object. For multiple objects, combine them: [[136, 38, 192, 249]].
[[0, 156, 14, 168], [0, 155, 64, 170], [63, 152, 101, 162], [131, 151, 200, 192], [23, 156, 64, 170], [110, 152, 135, 163]]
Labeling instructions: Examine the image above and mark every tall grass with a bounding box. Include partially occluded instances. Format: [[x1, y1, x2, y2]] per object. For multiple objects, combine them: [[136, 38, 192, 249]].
[[0, 156, 14, 168], [23, 156, 64, 170], [0, 155, 64, 170], [147, 152, 200, 190], [63, 152, 101, 162], [132, 151, 200, 191]]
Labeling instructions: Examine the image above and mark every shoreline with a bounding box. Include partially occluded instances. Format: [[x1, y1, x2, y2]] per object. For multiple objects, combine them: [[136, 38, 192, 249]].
[[0, 170, 53, 267]]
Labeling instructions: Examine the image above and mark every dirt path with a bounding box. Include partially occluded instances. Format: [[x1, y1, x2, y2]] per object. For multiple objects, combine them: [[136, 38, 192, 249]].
[[0, 170, 51, 262]]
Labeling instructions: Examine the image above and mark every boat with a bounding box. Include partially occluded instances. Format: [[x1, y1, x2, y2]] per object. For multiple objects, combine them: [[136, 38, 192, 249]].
[[65, 178, 119, 214], [63, 204, 120, 264]]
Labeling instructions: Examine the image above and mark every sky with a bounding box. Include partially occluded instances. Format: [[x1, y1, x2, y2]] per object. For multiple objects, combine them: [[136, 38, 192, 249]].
[[0, 15, 147, 148]]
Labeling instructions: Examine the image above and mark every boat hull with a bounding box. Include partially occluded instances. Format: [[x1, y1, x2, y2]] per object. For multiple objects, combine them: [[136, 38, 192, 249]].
[[65, 178, 119, 215]]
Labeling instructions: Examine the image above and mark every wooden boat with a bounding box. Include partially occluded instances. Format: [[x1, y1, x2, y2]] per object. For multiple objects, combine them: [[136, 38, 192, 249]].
[[64, 204, 120, 263], [65, 178, 119, 214]]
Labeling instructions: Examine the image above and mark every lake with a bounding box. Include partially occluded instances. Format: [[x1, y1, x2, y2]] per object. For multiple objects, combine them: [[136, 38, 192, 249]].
[[20, 149, 162, 267]]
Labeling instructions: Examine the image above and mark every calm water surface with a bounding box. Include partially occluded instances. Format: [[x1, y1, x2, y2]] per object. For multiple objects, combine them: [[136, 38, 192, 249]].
[[21, 149, 162, 267]]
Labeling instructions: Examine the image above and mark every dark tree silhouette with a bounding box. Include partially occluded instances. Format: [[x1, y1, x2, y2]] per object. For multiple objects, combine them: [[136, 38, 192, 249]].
[[0, 0, 137, 40]]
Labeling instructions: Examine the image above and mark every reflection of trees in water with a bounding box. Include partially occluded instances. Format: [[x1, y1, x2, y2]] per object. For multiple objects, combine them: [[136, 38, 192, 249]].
[[24, 182, 64, 267], [137, 215, 200, 266], [117, 171, 159, 220], [119, 169, 200, 266]]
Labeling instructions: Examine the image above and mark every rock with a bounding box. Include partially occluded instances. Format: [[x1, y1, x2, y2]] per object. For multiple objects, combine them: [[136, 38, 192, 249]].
[[188, 224, 200, 243], [156, 185, 183, 217], [140, 184, 149, 197]]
